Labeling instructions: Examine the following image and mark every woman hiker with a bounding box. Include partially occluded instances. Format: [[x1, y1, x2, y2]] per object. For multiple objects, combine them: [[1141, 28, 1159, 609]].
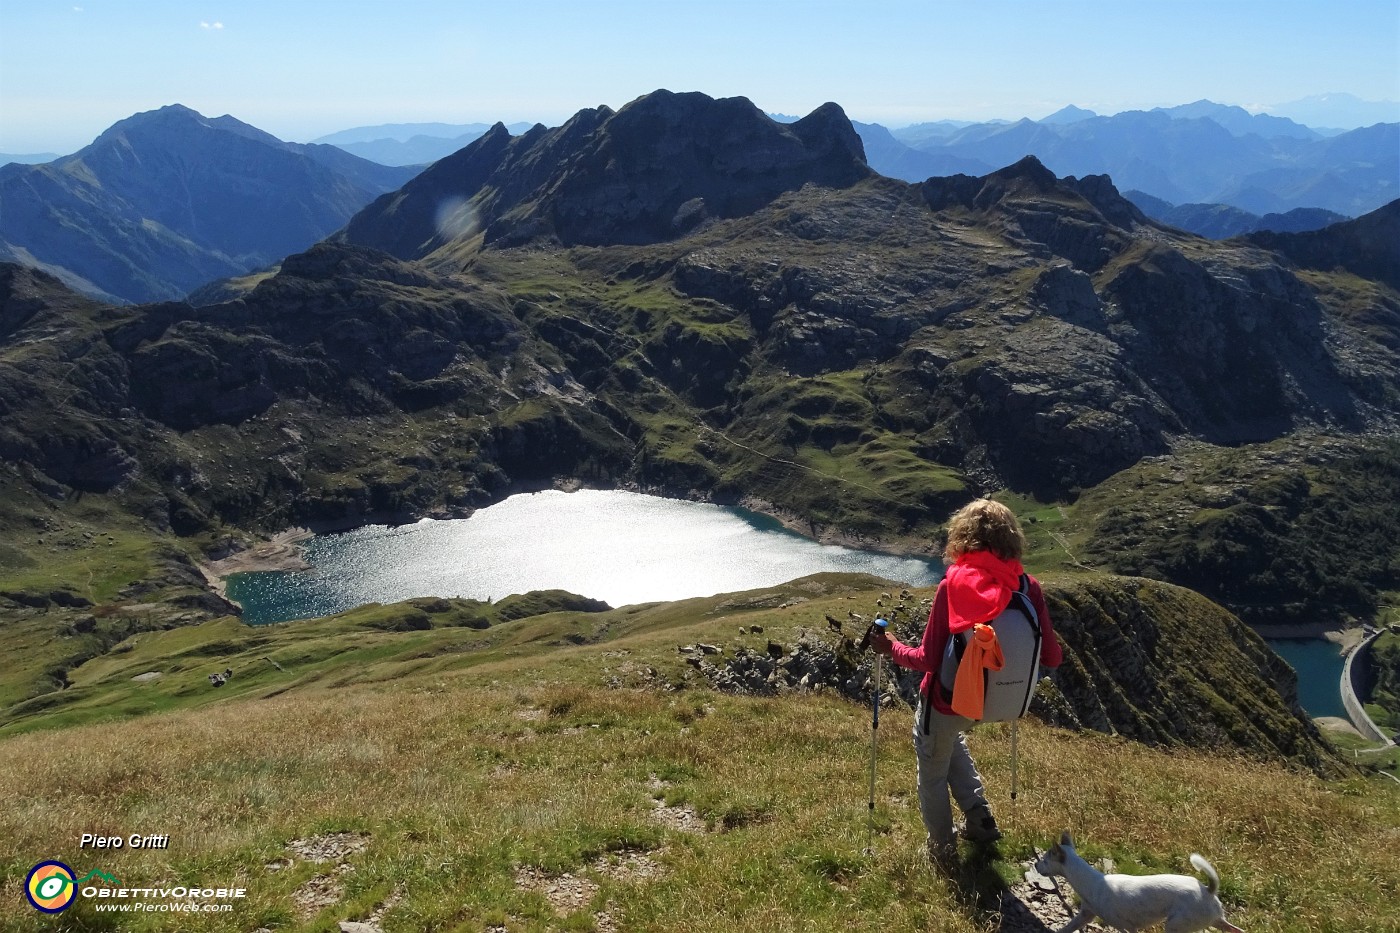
[[871, 498, 1062, 865]]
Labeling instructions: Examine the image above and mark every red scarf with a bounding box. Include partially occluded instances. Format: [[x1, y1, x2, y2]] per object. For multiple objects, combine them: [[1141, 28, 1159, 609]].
[[946, 550, 1024, 633]]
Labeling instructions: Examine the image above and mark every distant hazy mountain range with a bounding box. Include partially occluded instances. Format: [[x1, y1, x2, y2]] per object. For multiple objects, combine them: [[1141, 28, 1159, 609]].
[[0, 105, 418, 304], [878, 100, 1397, 219], [1124, 191, 1349, 239], [308, 122, 538, 166], [1265, 91, 1400, 131], [0, 152, 60, 165], [2, 96, 1393, 306]]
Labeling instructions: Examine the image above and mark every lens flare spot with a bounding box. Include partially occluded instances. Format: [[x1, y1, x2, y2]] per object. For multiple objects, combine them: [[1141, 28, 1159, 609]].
[[435, 197, 479, 241]]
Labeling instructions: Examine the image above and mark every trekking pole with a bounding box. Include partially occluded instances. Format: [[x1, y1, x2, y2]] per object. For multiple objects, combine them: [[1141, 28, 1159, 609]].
[[1010, 718, 1020, 831], [859, 618, 889, 856]]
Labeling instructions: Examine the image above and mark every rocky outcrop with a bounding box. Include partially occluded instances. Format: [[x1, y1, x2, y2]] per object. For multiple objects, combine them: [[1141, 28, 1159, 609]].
[[119, 243, 524, 429], [1247, 199, 1400, 290], [696, 574, 1339, 772], [1035, 575, 1334, 770]]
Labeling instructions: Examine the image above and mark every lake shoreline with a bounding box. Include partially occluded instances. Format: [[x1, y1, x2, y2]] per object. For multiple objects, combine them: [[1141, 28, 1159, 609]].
[[199, 528, 315, 597], [200, 477, 945, 585], [1255, 624, 1365, 650]]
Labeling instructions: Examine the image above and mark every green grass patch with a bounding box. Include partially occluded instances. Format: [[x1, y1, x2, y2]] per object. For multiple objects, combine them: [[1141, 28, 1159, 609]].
[[989, 491, 1079, 575]]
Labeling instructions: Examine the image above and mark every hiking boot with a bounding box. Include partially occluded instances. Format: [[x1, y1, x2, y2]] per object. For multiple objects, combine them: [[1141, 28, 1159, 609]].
[[926, 837, 958, 870], [960, 804, 1002, 843]]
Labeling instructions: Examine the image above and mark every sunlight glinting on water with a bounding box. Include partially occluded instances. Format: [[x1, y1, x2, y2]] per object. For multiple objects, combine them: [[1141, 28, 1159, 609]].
[[227, 490, 944, 624]]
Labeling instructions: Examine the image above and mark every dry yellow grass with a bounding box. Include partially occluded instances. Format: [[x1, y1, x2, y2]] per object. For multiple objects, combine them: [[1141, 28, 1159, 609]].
[[3, 643, 1398, 932]]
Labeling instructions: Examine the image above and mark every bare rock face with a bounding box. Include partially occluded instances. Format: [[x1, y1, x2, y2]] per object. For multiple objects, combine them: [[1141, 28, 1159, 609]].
[[1032, 264, 1106, 330], [120, 243, 523, 430]]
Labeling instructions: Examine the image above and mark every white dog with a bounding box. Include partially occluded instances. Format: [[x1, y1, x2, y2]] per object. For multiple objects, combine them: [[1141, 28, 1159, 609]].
[[1034, 833, 1245, 933]]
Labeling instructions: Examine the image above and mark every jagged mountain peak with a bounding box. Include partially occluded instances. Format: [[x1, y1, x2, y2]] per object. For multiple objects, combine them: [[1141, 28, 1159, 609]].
[[913, 155, 1151, 272], [341, 89, 872, 258], [920, 154, 1066, 212], [479, 121, 513, 141], [789, 101, 867, 161], [1066, 172, 1150, 229]]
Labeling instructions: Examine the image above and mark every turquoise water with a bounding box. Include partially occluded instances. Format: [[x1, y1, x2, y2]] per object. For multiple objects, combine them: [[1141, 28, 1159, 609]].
[[1265, 638, 1347, 719], [225, 489, 944, 625]]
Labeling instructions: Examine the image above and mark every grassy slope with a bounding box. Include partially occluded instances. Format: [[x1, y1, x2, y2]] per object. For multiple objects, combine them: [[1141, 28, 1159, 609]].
[[0, 472, 209, 711], [1060, 435, 1400, 627], [1367, 629, 1400, 735], [1, 574, 1397, 932]]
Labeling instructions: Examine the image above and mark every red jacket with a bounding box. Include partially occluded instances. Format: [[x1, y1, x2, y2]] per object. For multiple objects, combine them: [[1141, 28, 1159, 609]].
[[889, 572, 1062, 716]]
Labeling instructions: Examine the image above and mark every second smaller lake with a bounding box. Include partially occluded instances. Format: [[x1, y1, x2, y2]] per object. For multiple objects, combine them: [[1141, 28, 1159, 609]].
[[1264, 638, 1348, 720], [227, 489, 944, 625]]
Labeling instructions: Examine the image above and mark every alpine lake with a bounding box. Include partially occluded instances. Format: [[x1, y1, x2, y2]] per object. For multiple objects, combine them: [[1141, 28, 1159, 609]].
[[224, 488, 1349, 720], [224, 488, 942, 623]]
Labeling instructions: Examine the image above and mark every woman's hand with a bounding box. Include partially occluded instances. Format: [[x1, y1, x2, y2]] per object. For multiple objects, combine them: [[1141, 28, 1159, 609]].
[[870, 632, 894, 657]]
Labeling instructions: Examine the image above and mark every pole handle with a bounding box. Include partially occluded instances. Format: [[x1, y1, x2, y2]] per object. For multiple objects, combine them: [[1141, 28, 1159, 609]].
[[869, 619, 887, 724]]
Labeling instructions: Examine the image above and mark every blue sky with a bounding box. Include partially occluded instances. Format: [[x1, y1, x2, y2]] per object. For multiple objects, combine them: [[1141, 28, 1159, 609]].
[[1, 0, 1397, 153]]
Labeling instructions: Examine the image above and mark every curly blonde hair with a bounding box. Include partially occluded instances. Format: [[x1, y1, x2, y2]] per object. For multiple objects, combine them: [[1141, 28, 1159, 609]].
[[943, 498, 1026, 562]]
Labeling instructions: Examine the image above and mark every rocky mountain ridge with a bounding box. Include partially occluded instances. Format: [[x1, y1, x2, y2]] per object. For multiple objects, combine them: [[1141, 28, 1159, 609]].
[[343, 90, 871, 255]]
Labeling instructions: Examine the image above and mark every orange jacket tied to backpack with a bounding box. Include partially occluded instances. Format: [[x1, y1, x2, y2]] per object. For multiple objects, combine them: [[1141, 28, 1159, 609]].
[[950, 622, 1005, 719]]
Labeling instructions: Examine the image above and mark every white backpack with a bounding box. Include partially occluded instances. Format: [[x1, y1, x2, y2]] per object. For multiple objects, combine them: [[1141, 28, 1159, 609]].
[[935, 574, 1043, 723]]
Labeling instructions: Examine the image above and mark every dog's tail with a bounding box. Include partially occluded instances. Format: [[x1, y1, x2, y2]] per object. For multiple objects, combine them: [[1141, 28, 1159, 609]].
[[1189, 853, 1219, 895]]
